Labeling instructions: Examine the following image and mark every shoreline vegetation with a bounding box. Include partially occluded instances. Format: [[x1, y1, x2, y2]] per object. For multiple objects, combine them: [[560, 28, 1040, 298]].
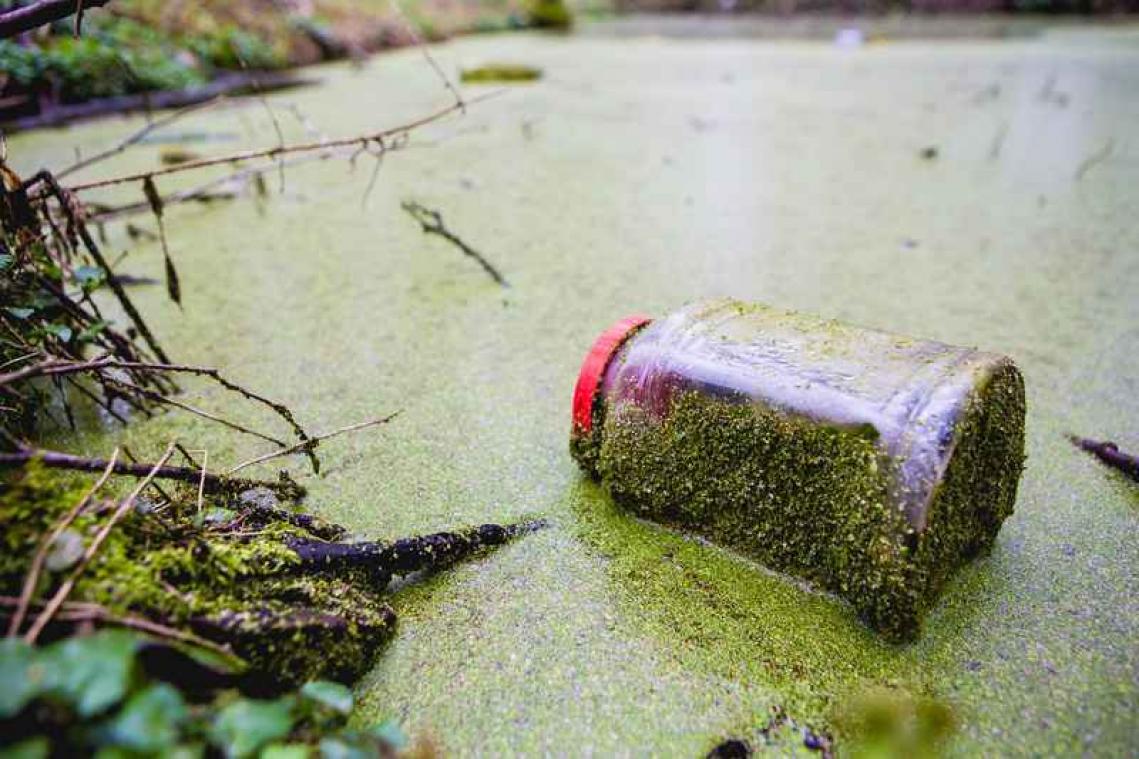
[[0, 2, 551, 749], [0, 0, 572, 130]]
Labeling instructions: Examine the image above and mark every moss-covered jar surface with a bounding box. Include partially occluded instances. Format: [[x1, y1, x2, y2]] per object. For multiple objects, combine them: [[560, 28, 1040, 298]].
[[571, 298, 1026, 641]]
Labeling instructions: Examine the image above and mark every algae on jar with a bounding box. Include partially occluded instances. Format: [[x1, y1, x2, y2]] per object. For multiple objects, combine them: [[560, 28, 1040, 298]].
[[570, 298, 1026, 641]]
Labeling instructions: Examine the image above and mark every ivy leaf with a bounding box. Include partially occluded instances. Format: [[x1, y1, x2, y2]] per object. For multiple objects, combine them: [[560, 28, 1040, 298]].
[[262, 744, 313, 759], [316, 735, 374, 759], [300, 681, 353, 715], [210, 697, 295, 758], [41, 630, 139, 717], [369, 719, 407, 750], [2, 737, 49, 759], [43, 323, 73, 343], [4, 306, 34, 320], [0, 638, 44, 718], [102, 682, 187, 753], [77, 319, 111, 343], [73, 264, 106, 291]]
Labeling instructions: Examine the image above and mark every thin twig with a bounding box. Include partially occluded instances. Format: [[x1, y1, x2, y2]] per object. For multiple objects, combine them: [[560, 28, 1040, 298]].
[[6, 449, 120, 637], [0, 0, 110, 39], [25, 443, 175, 643], [56, 97, 225, 179], [64, 90, 504, 194], [0, 446, 302, 496], [388, 0, 465, 112], [227, 411, 401, 475], [401, 200, 509, 287]]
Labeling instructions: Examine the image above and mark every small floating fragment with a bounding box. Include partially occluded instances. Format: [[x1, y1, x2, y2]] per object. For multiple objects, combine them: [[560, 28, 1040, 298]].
[[569, 298, 1026, 641], [460, 64, 543, 84]]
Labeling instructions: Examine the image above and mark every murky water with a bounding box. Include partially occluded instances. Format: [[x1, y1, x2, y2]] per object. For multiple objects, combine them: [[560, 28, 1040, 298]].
[[9, 19, 1139, 755]]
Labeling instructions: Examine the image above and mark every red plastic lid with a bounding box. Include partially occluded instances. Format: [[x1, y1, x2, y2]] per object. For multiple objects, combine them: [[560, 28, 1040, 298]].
[[572, 315, 652, 435]]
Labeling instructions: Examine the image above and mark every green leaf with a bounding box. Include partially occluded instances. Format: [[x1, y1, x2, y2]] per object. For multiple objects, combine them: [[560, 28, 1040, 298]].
[[41, 630, 139, 717], [2, 737, 50, 759], [368, 719, 407, 750], [103, 682, 187, 752], [300, 681, 353, 715], [210, 697, 295, 758], [4, 307, 34, 320], [0, 638, 43, 718], [317, 736, 376, 759], [73, 265, 106, 290], [77, 319, 111, 343], [0, 252, 13, 272], [43, 323, 73, 343], [262, 743, 314, 759]]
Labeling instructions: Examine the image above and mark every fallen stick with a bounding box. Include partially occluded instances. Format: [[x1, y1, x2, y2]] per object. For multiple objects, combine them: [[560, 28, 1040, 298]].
[[401, 200, 509, 287], [0, 446, 306, 497], [0, 0, 111, 39], [1069, 435, 1139, 483]]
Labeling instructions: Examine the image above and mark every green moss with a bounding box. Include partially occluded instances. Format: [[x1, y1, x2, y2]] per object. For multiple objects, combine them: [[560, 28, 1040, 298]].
[[593, 373, 1025, 642], [0, 464, 395, 689]]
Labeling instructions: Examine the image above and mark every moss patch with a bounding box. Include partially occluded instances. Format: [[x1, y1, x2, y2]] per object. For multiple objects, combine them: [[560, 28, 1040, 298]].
[[592, 369, 1025, 641]]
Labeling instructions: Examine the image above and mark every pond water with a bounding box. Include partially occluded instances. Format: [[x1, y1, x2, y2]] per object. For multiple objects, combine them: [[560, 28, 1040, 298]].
[[9, 17, 1139, 755]]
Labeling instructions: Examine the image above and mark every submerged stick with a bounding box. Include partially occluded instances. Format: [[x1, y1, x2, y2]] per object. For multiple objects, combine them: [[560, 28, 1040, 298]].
[[401, 200, 509, 287], [286, 519, 547, 583], [1069, 435, 1139, 483]]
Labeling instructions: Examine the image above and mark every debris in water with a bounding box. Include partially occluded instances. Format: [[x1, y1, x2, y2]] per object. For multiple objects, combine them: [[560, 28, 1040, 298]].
[[1069, 435, 1139, 483], [570, 299, 1026, 641], [460, 64, 543, 84]]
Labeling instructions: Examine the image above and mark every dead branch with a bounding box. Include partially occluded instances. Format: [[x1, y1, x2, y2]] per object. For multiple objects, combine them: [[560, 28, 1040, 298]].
[[0, 0, 111, 39], [63, 89, 503, 194], [25, 442, 175, 643], [401, 200, 509, 287], [286, 518, 547, 584], [0, 445, 305, 497], [1069, 435, 1139, 483], [0, 356, 316, 470], [227, 411, 401, 475], [56, 97, 226, 179], [7, 448, 120, 637]]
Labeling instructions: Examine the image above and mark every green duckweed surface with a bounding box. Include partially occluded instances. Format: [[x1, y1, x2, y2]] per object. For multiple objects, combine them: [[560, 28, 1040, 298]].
[[9, 19, 1139, 755]]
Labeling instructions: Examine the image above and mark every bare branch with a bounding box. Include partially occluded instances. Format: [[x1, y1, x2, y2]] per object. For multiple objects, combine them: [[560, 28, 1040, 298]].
[[227, 411, 401, 475], [401, 200, 509, 287], [0, 0, 111, 39], [56, 97, 226, 179], [0, 446, 304, 497], [63, 89, 504, 194]]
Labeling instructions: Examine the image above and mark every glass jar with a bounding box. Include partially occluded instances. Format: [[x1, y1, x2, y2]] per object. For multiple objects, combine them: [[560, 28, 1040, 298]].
[[570, 298, 1025, 641]]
